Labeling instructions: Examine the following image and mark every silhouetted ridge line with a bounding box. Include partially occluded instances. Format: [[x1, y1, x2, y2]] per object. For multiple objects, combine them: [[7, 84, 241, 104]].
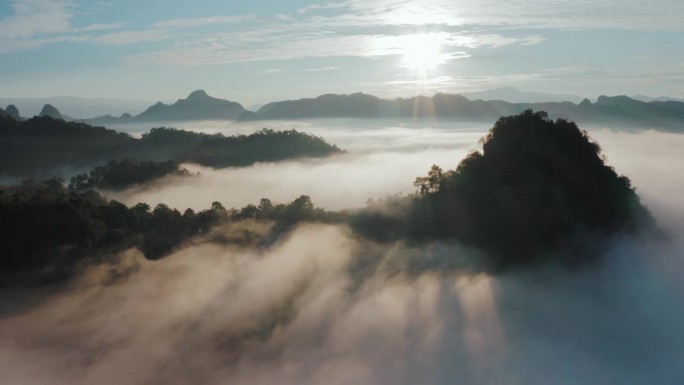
[[78, 90, 684, 130], [241, 92, 684, 131], [353, 110, 658, 270], [87, 90, 248, 124], [0, 111, 663, 287], [0, 117, 343, 178]]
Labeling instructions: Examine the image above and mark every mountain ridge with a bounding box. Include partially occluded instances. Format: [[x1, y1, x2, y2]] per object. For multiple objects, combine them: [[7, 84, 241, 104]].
[[86, 90, 247, 125], [243, 92, 684, 131], [4, 89, 681, 131]]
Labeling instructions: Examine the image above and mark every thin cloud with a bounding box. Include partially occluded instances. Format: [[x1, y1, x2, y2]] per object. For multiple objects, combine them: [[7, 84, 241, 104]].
[[2, 0, 684, 57], [121, 31, 543, 67], [153, 15, 255, 29], [91, 28, 172, 45], [302, 66, 341, 72], [339, 0, 684, 31], [0, 0, 73, 53], [87, 14, 256, 46], [298, 2, 349, 14], [76, 22, 123, 32]]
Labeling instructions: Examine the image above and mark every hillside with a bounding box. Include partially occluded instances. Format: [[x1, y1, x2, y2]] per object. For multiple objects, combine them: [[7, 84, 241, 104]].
[[0, 116, 343, 178], [87, 90, 247, 124], [353, 110, 657, 269], [243, 92, 684, 131], [52, 89, 684, 131]]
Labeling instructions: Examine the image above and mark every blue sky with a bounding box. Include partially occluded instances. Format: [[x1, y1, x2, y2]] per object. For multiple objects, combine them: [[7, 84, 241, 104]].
[[1, 0, 683, 105]]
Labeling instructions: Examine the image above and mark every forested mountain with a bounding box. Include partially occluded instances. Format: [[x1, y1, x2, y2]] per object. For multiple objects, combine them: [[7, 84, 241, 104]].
[[0, 179, 335, 286], [0, 116, 343, 178], [352, 110, 657, 269], [68, 159, 192, 191], [0, 111, 658, 287], [6, 89, 684, 131]]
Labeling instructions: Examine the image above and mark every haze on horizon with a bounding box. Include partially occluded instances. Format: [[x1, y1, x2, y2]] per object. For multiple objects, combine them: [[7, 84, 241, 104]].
[[1, 0, 684, 106]]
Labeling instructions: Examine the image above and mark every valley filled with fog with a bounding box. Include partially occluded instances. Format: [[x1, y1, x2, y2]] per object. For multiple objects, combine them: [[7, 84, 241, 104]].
[[105, 119, 489, 210], [1, 119, 683, 385], [108, 119, 683, 218]]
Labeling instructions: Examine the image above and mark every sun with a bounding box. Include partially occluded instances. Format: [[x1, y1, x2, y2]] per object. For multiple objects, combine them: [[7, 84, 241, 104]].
[[398, 33, 448, 75]]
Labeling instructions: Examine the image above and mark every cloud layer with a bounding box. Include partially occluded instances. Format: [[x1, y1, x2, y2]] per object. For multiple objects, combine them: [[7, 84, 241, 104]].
[[1, 122, 683, 384]]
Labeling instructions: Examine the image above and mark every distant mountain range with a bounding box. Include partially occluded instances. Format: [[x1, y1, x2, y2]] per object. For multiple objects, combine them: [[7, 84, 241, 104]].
[[0, 103, 75, 122], [0, 96, 153, 118], [629, 95, 684, 103], [3, 88, 684, 131], [243, 92, 684, 130], [87, 90, 247, 124], [460, 87, 584, 103]]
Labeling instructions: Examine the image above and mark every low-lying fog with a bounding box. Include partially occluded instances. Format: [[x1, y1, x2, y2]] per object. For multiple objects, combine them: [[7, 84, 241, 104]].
[[109, 119, 682, 219], [2, 119, 683, 384], [105, 119, 491, 211]]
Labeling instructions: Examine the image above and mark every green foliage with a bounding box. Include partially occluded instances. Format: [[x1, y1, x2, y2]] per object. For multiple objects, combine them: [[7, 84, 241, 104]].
[[0, 116, 135, 177], [69, 159, 189, 191], [354, 110, 656, 269], [0, 111, 660, 284], [0, 180, 222, 285], [186, 128, 343, 168], [0, 118, 343, 178], [0, 177, 340, 286]]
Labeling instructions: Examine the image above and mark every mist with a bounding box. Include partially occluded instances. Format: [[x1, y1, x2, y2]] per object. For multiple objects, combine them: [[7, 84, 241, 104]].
[[107, 121, 682, 215], [1, 121, 683, 384], [105, 121, 486, 210]]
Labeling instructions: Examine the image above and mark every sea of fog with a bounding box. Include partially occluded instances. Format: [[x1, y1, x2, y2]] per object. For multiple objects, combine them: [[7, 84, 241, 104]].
[[2, 119, 683, 384], [107, 119, 683, 222], [104, 119, 491, 211]]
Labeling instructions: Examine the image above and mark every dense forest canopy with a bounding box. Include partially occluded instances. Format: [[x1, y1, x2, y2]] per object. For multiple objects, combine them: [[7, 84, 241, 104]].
[[0, 178, 339, 286], [0, 111, 658, 287], [68, 159, 192, 191], [0, 116, 343, 178], [354, 110, 657, 269]]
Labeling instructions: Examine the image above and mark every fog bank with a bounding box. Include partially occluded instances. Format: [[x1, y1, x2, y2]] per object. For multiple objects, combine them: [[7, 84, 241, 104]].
[[1, 222, 682, 384], [1, 122, 683, 384]]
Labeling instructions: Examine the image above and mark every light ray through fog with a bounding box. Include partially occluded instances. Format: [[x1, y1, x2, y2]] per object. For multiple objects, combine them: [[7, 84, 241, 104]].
[[1, 122, 683, 384]]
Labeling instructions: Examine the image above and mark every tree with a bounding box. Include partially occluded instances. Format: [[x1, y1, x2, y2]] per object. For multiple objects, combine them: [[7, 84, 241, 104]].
[[413, 164, 444, 195]]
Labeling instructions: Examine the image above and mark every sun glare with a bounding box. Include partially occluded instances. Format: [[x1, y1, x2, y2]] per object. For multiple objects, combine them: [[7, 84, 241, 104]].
[[398, 33, 448, 75]]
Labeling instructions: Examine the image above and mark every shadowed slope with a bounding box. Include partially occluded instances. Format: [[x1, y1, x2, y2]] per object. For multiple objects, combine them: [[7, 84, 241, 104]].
[[356, 110, 657, 269]]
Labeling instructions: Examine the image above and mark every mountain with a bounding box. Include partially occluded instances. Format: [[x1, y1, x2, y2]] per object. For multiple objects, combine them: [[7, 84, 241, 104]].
[[5, 105, 21, 120], [0, 116, 343, 178], [0, 107, 7, 119], [354, 110, 656, 269], [10, 90, 684, 131], [39, 104, 64, 120], [247, 92, 504, 121], [460, 87, 584, 103], [0, 96, 153, 119], [87, 90, 247, 124], [244, 92, 684, 131], [631, 95, 684, 103], [253, 93, 383, 119]]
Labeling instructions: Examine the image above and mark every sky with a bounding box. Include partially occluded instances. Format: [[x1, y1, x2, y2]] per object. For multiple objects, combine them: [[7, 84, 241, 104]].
[[1, 0, 684, 105]]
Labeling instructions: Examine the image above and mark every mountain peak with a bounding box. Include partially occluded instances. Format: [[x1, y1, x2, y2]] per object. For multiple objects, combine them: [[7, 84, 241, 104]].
[[130, 90, 246, 122], [39, 104, 63, 119], [5, 105, 21, 120], [187, 90, 209, 99]]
